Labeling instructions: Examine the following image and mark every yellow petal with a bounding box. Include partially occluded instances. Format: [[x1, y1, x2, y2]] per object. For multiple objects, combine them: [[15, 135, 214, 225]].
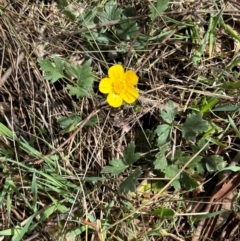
[[99, 77, 113, 94], [121, 86, 139, 104], [124, 70, 138, 85], [107, 93, 123, 108], [108, 65, 124, 81]]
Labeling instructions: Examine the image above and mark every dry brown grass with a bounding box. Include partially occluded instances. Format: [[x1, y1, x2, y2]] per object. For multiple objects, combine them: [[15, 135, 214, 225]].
[[0, 0, 240, 240]]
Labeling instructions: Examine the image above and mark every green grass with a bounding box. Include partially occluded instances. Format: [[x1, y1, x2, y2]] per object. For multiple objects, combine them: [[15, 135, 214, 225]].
[[0, 0, 240, 240]]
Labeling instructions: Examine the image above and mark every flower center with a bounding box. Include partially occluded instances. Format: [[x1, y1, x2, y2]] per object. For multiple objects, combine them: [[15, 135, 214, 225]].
[[112, 80, 126, 94]]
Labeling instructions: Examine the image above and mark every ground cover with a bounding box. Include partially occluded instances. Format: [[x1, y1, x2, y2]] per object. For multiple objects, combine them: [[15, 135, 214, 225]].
[[0, 0, 240, 240]]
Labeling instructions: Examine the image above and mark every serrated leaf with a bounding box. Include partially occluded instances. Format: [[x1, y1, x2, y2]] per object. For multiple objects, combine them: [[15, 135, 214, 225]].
[[65, 60, 94, 98], [191, 138, 209, 153], [117, 19, 138, 40], [165, 164, 180, 190], [98, 0, 122, 22], [165, 164, 179, 178], [155, 124, 170, 146], [176, 151, 205, 175], [101, 159, 128, 175], [188, 156, 205, 174], [79, 9, 96, 27], [57, 113, 81, 134], [182, 113, 209, 141], [85, 115, 103, 126], [105, 0, 122, 19], [180, 172, 198, 190], [38, 56, 66, 83], [149, 0, 169, 21], [118, 167, 142, 193], [160, 101, 178, 123], [205, 155, 227, 172], [154, 152, 167, 171], [57, 114, 81, 129], [66, 85, 89, 98], [123, 142, 139, 165]]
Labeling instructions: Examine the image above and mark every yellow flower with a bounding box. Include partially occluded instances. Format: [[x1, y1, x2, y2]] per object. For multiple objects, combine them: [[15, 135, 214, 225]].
[[99, 65, 139, 108]]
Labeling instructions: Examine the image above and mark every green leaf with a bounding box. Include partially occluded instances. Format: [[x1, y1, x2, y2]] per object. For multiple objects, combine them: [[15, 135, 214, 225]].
[[66, 85, 89, 98], [219, 166, 240, 172], [118, 167, 142, 193], [12, 215, 35, 241], [0, 123, 15, 139], [153, 208, 175, 220], [213, 105, 240, 112], [182, 113, 209, 141], [123, 142, 139, 165], [98, 0, 122, 22], [228, 115, 240, 137], [85, 115, 103, 126], [200, 98, 219, 113], [57, 113, 81, 129], [154, 153, 167, 171], [205, 155, 227, 172], [122, 6, 136, 18], [155, 124, 170, 146], [149, 0, 169, 20], [38, 56, 66, 83], [57, 0, 76, 21], [192, 210, 227, 222], [160, 101, 178, 123], [180, 172, 198, 190], [101, 159, 128, 175], [66, 60, 94, 98], [154, 145, 168, 170], [165, 164, 180, 190], [191, 138, 209, 153], [188, 156, 205, 174], [117, 19, 139, 40], [79, 9, 97, 27], [208, 9, 223, 57], [220, 81, 240, 90]]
